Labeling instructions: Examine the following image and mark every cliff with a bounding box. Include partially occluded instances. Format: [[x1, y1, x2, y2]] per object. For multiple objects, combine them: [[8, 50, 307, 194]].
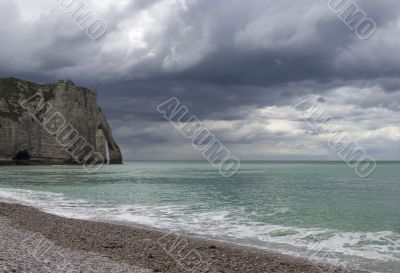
[[0, 77, 122, 165]]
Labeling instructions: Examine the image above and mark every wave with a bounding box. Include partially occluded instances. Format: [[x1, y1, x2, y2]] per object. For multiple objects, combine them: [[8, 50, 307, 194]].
[[0, 188, 399, 272]]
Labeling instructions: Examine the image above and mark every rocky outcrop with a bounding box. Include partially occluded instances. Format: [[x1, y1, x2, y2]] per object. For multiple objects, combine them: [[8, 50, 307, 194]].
[[0, 77, 122, 165]]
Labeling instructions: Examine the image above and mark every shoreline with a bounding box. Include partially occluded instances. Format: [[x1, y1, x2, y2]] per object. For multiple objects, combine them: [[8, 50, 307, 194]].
[[0, 202, 365, 273]]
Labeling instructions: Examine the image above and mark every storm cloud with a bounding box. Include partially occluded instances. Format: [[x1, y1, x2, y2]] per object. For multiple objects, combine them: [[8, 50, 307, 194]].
[[1, 0, 400, 160]]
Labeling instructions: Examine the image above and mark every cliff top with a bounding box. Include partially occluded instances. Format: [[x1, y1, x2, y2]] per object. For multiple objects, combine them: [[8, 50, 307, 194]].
[[0, 77, 97, 121], [0, 77, 96, 97]]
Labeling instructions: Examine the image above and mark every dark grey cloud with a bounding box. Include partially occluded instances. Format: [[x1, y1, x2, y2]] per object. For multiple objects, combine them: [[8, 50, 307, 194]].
[[1, 0, 400, 160]]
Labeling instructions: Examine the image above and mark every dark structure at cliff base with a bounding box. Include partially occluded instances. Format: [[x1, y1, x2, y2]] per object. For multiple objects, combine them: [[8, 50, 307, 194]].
[[0, 77, 122, 165]]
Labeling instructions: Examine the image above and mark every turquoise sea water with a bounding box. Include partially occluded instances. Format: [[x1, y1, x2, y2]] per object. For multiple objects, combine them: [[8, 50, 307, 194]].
[[0, 162, 399, 272]]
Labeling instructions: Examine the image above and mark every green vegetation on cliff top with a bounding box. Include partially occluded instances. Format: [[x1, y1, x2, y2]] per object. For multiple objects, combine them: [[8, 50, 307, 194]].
[[0, 77, 94, 121]]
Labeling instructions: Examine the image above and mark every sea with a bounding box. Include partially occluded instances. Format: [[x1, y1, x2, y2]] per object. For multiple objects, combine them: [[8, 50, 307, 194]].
[[0, 162, 398, 272]]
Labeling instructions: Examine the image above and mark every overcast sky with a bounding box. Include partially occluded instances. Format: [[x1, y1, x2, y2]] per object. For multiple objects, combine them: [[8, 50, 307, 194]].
[[1, 0, 400, 160]]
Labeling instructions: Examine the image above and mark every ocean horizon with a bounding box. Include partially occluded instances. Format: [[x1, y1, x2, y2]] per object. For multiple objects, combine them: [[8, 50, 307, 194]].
[[0, 161, 398, 272]]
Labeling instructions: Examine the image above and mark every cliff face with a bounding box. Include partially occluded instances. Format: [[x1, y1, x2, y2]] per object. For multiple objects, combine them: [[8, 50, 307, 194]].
[[0, 77, 122, 165]]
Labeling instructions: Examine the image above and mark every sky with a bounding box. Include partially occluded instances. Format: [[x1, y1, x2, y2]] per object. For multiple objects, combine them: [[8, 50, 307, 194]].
[[1, 0, 400, 161]]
